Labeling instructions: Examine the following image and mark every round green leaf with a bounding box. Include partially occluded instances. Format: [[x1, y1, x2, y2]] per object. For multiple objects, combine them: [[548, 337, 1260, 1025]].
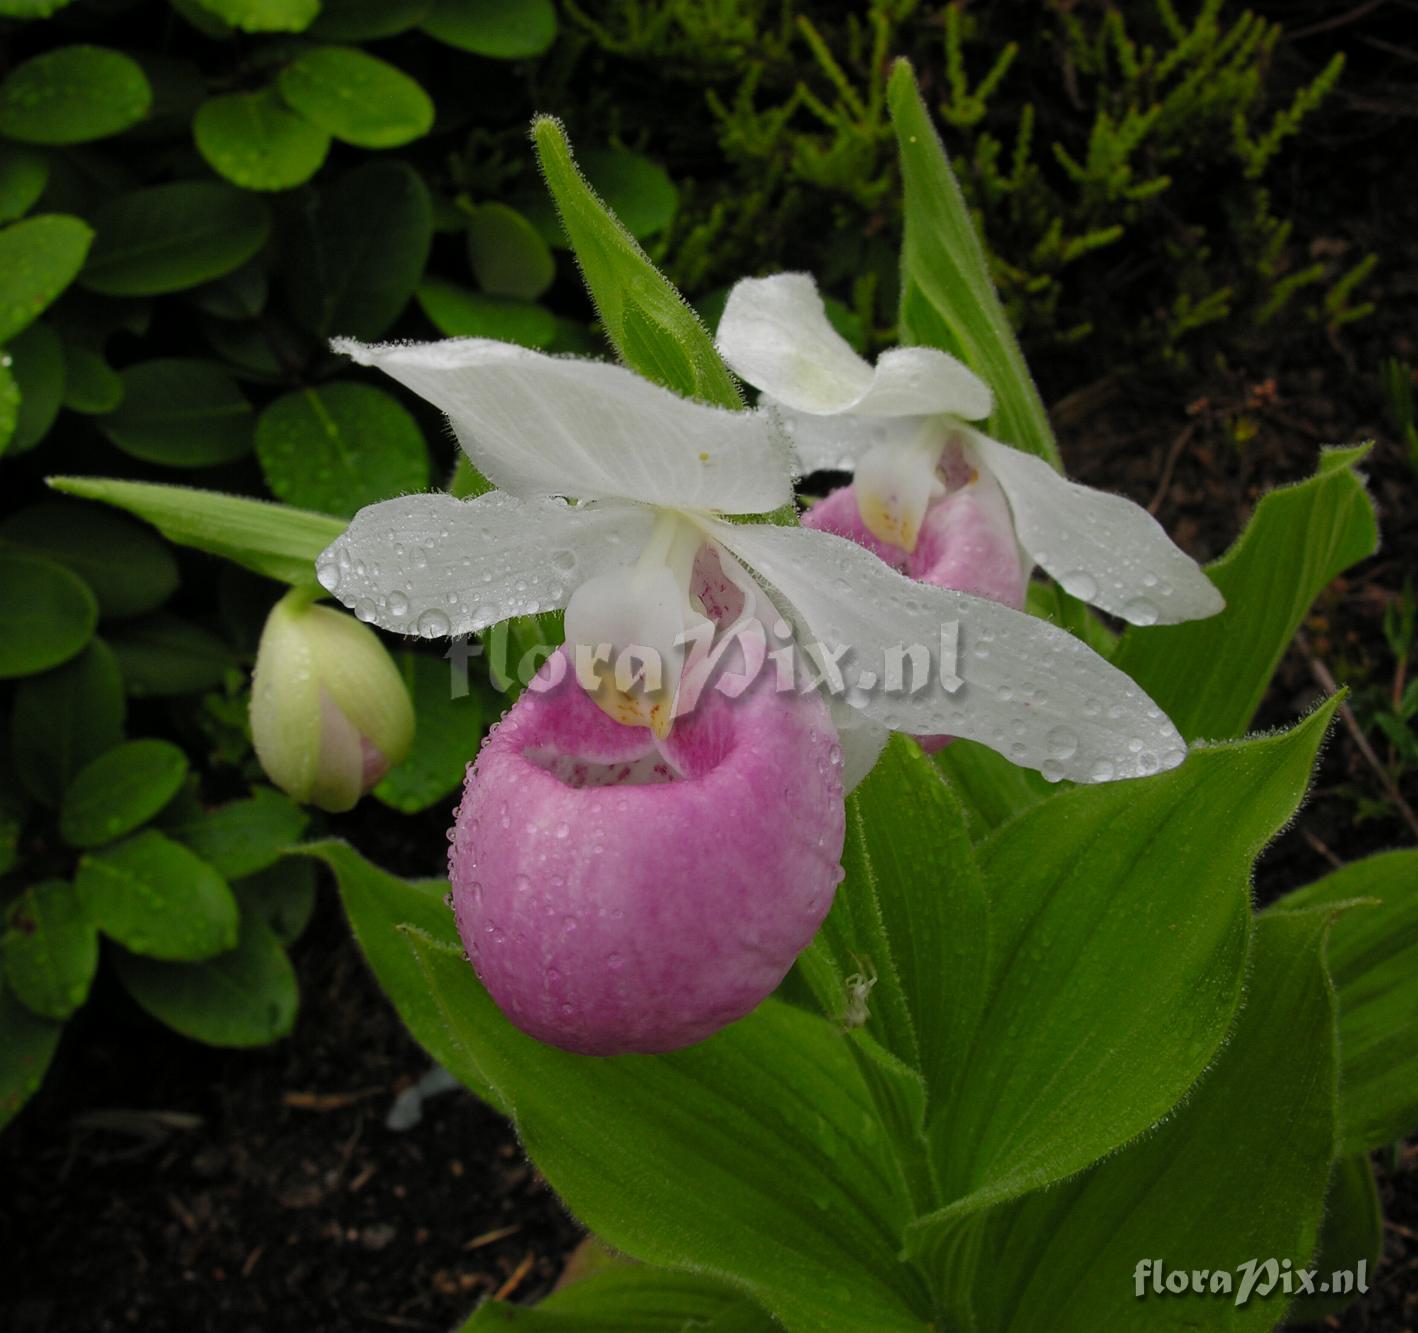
[[161, 785, 308, 880], [234, 857, 317, 946], [255, 382, 430, 517], [0, 359, 16, 454], [2, 880, 98, 1019], [0, 500, 179, 620], [60, 739, 189, 849], [106, 613, 232, 697], [10, 640, 126, 806], [310, 0, 431, 39], [0, 967, 63, 1131], [0, 46, 151, 146], [0, 146, 49, 224], [170, 0, 234, 37], [466, 202, 555, 300], [76, 829, 238, 960], [82, 182, 271, 296], [578, 147, 678, 239], [187, 257, 268, 322], [60, 341, 123, 414], [112, 908, 296, 1046], [0, 214, 94, 344], [0, 552, 96, 679], [0, 0, 78, 15], [193, 89, 331, 192], [416, 278, 554, 347], [6, 321, 65, 454], [192, 0, 319, 31], [285, 160, 433, 340], [420, 0, 556, 58], [277, 46, 434, 149], [99, 358, 254, 466]]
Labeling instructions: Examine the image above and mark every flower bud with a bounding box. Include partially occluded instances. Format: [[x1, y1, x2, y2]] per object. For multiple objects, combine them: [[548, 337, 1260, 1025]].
[[250, 590, 415, 813]]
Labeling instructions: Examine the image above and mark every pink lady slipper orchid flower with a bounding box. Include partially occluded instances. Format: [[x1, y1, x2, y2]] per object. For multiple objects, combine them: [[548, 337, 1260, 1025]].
[[717, 273, 1225, 629], [315, 337, 1188, 1053]]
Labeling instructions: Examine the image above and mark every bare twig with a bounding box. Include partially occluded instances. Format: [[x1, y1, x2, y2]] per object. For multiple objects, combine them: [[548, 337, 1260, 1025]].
[[1297, 631, 1418, 842], [1148, 423, 1194, 515], [493, 1252, 536, 1301], [1286, 0, 1392, 42]]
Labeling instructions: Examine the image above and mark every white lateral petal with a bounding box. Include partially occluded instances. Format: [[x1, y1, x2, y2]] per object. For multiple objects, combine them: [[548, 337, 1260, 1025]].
[[317, 491, 655, 638], [968, 430, 1225, 625], [718, 273, 992, 419], [704, 520, 1187, 784], [718, 274, 875, 414], [772, 399, 922, 474], [333, 337, 793, 515], [825, 697, 890, 793]]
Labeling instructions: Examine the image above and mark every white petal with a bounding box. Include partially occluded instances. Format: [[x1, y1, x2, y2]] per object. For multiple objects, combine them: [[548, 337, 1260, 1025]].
[[853, 436, 941, 552], [317, 491, 655, 637], [704, 520, 1187, 784], [333, 337, 793, 515], [969, 430, 1225, 625], [717, 273, 992, 419], [826, 697, 890, 793], [772, 399, 921, 474]]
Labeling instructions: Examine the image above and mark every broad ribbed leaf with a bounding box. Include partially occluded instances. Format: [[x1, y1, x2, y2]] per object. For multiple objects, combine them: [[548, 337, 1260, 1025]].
[[532, 117, 741, 408], [47, 476, 344, 587], [888, 61, 1059, 468], [919, 701, 1336, 1221], [948, 908, 1338, 1333], [1272, 848, 1418, 1152], [2, 880, 97, 1019], [374, 651, 485, 814], [59, 739, 188, 848]]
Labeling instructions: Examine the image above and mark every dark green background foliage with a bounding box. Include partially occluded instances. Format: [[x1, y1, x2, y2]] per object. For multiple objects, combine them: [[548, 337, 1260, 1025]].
[[0, 0, 1377, 1117]]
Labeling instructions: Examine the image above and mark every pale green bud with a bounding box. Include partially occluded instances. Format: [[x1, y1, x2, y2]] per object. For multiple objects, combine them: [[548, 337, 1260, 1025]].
[[250, 590, 415, 813]]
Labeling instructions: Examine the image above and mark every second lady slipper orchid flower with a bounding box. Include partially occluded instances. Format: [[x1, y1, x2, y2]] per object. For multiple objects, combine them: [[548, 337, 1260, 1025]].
[[716, 273, 1225, 629], [316, 336, 1190, 787]]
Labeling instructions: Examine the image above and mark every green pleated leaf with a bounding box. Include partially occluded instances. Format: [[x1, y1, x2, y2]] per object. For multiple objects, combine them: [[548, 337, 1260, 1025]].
[[888, 60, 1060, 469], [10, 640, 126, 805], [82, 183, 272, 297], [1288, 1153, 1382, 1322], [301, 839, 509, 1115], [420, 0, 556, 58], [400, 926, 931, 1333], [949, 908, 1339, 1333], [917, 701, 1336, 1224], [2, 880, 98, 1020], [193, 89, 330, 191], [415, 277, 553, 347], [374, 650, 485, 814], [105, 612, 232, 697], [466, 201, 555, 300], [462, 1268, 767, 1330], [797, 736, 986, 1120], [99, 359, 254, 467], [160, 784, 309, 880], [59, 739, 189, 849], [277, 46, 434, 149], [531, 118, 740, 408], [0, 960, 64, 1131], [1112, 446, 1379, 742], [0, 46, 151, 146], [0, 551, 97, 679], [5, 320, 65, 454], [0, 500, 179, 621], [0, 145, 49, 224], [286, 160, 432, 340], [1272, 848, 1418, 1152], [192, 0, 319, 32], [76, 828, 238, 960], [255, 382, 429, 517], [112, 907, 297, 1045], [47, 476, 345, 587], [233, 856, 317, 946], [0, 214, 93, 344], [310, 0, 431, 40]]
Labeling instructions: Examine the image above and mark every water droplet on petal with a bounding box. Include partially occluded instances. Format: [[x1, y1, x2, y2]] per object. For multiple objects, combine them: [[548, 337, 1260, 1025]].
[[316, 559, 340, 591], [418, 609, 451, 638], [354, 597, 377, 622], [1046, 726, 1078, 760], [386, 591, 409, 617], [1121, 596, 1159, 626], [1090, 758, 1116, 782], [1059, 570, 1098, 601]]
